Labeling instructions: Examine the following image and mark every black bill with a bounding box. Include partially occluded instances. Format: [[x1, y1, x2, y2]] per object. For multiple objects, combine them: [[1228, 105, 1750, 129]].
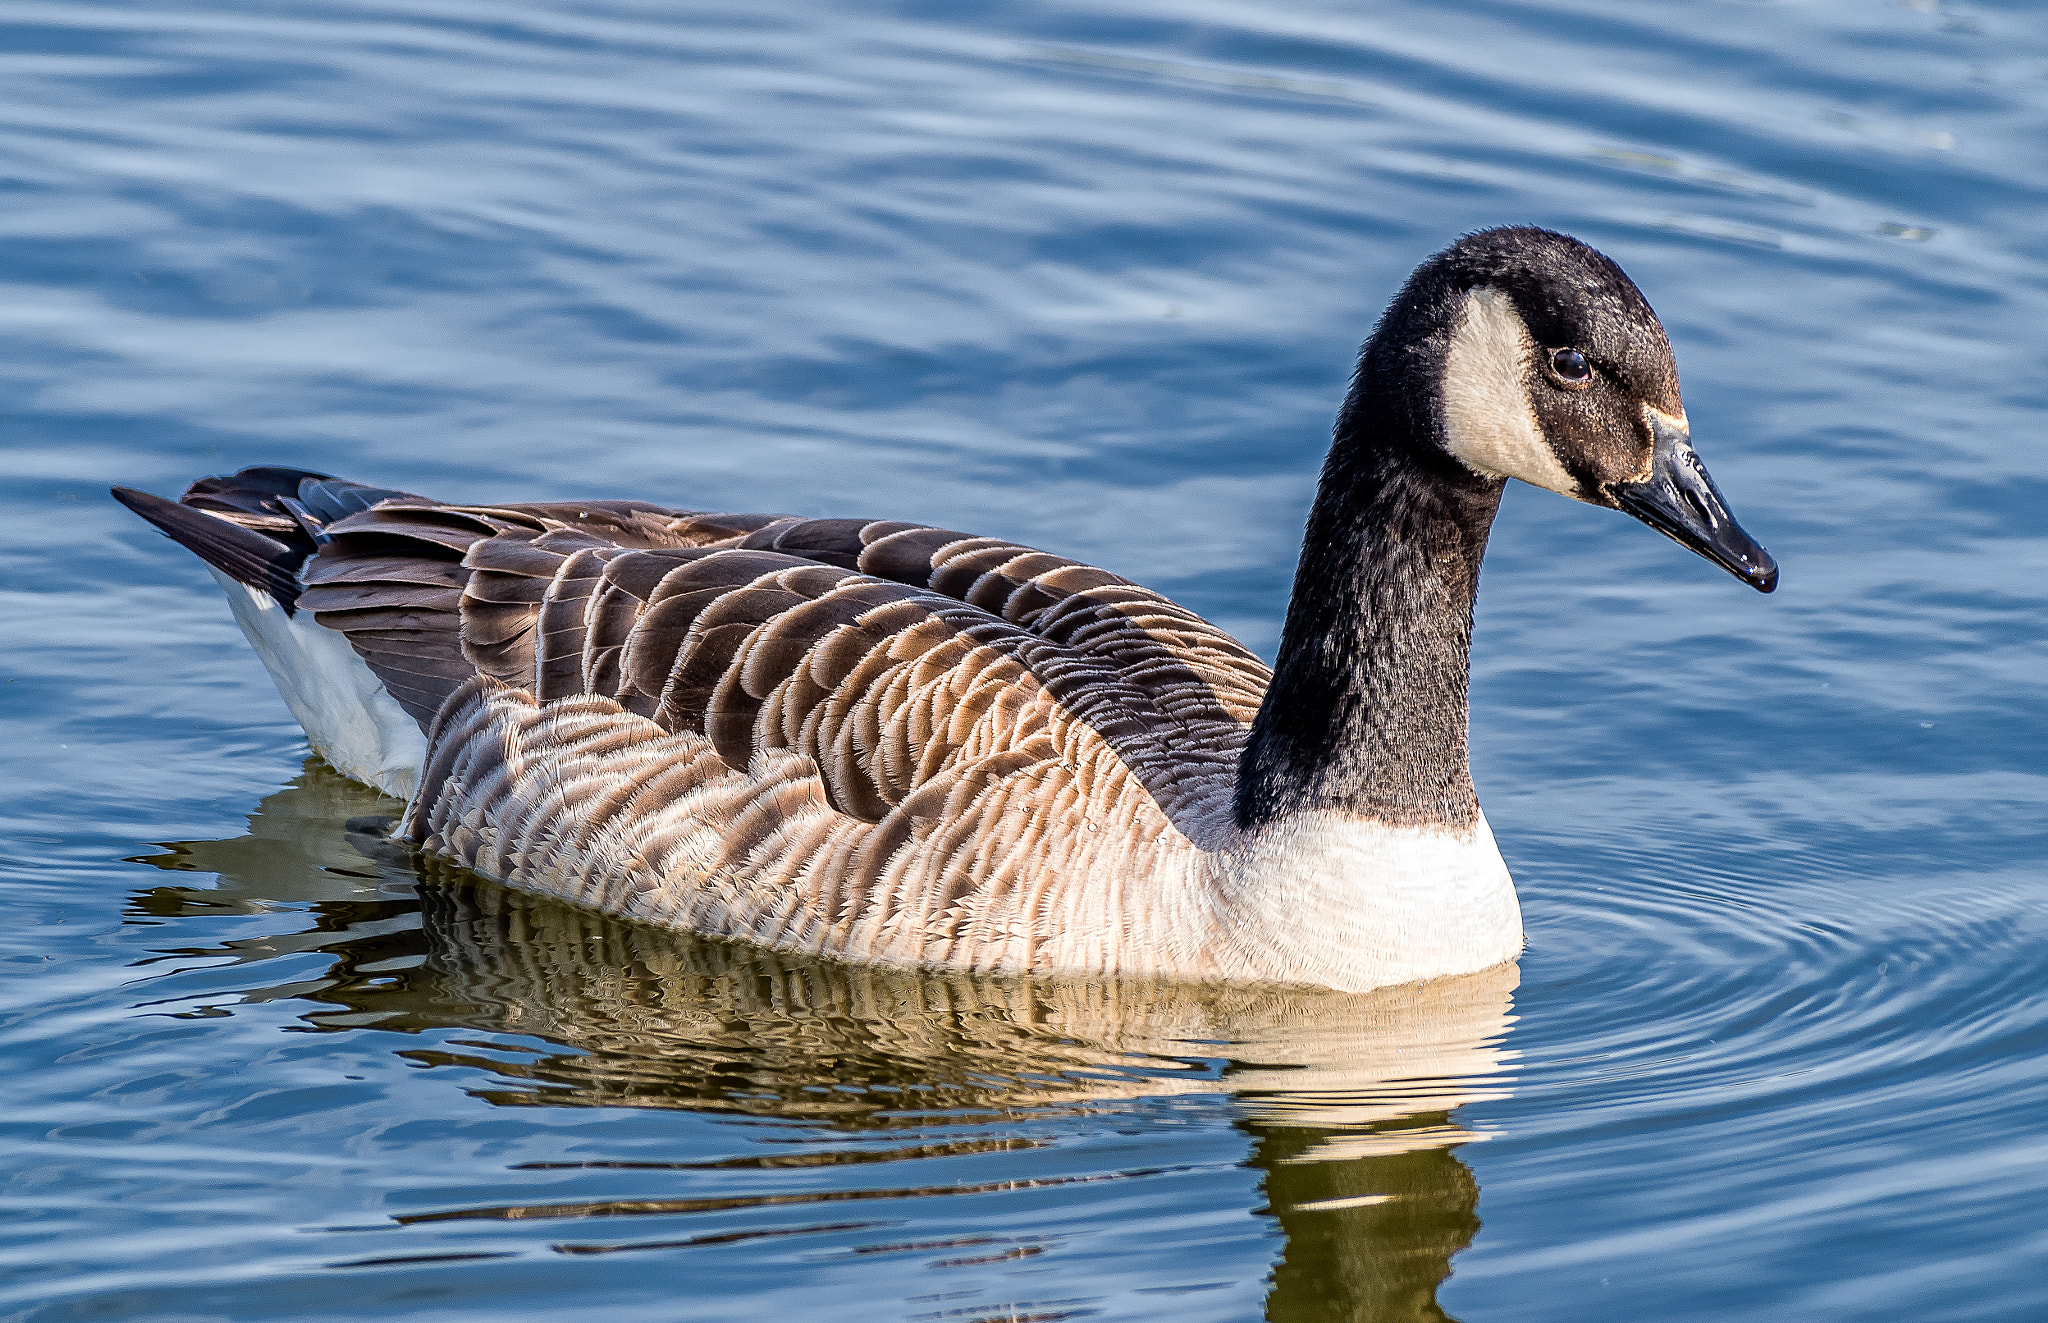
[[1610, 413, 1778, 593]]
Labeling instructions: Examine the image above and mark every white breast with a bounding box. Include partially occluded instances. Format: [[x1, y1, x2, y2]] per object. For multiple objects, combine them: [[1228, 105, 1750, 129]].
[[1208, 810, 1524, 992]]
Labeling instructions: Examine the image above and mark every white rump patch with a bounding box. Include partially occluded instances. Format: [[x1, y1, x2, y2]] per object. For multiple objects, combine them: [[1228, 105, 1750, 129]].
[[1441, 285, 1578, 497], [207, 567, 428, 802]]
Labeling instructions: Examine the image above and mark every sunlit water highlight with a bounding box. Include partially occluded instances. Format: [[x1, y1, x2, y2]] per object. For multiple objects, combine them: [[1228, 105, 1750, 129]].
[[3, 1, 2047, 1319]]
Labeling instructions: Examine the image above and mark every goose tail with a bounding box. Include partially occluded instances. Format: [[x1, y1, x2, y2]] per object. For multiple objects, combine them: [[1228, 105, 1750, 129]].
[[111, 469, 430, 800], [111, 482, 311, 612]]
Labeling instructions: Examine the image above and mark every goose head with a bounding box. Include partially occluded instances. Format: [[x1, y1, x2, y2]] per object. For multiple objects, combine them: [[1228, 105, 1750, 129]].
[[1386, 226, 1777, 591]]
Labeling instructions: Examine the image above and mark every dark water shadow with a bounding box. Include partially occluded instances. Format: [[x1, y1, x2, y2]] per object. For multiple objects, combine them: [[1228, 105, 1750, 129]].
[[130, 760, 1519, 1321]]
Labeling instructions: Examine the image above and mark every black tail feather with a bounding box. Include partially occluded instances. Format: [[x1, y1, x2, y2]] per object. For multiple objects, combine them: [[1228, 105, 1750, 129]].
[[111, 485, 309, 613]]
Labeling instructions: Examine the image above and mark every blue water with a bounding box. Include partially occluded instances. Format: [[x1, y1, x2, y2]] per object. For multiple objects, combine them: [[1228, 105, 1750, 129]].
[[4, 1, 2047, 1318]]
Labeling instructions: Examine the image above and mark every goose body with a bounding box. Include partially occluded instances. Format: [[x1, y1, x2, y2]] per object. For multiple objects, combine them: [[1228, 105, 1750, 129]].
[[116, 228, 1775, 992]]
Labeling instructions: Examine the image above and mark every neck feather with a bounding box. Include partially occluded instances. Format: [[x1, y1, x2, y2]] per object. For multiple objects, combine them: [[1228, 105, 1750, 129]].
[[1235, 384, 1504, 833]]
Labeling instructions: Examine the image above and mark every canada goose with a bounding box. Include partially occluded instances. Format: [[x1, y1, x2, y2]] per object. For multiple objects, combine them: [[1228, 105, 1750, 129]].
[[115, 227, 1775, 993]]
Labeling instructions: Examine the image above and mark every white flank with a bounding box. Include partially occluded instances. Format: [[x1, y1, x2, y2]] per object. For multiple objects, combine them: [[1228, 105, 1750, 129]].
[[1208, 810, 1524, 992], [1440, 285, 1578, 496], [206, 566, 427, 801]]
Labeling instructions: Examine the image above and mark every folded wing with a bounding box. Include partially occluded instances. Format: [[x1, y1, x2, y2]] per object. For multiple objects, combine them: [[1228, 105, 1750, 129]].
[[130, 468, 1270, 840]]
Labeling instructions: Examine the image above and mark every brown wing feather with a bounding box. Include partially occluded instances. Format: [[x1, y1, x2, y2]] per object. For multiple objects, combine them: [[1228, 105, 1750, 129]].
[[155, 471, 1264, 853]]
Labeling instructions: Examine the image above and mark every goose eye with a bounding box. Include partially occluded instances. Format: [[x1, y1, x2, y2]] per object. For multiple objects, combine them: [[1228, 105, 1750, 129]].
[[1550, 348, 1592, 382]]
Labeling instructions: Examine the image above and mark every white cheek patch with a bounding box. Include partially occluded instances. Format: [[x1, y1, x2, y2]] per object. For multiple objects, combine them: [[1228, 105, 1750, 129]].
[[1441, 286, 1580, 498]]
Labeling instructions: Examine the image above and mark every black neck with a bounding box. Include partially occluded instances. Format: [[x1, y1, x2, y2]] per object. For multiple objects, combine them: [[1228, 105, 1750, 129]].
[[1235, 377, 1504, 832]]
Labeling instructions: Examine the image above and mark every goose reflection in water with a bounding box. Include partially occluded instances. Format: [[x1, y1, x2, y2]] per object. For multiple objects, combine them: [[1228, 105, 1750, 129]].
[[131, 761, 1519, 1322]]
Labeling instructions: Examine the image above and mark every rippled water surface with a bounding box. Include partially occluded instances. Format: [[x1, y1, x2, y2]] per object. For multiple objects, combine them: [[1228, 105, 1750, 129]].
[[4, 1, 2047, 1319]]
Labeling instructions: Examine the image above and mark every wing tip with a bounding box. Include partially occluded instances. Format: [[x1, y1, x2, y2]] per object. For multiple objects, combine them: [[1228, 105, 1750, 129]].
[[109, 483, 165, 515], [111, 483, 306, 612]]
